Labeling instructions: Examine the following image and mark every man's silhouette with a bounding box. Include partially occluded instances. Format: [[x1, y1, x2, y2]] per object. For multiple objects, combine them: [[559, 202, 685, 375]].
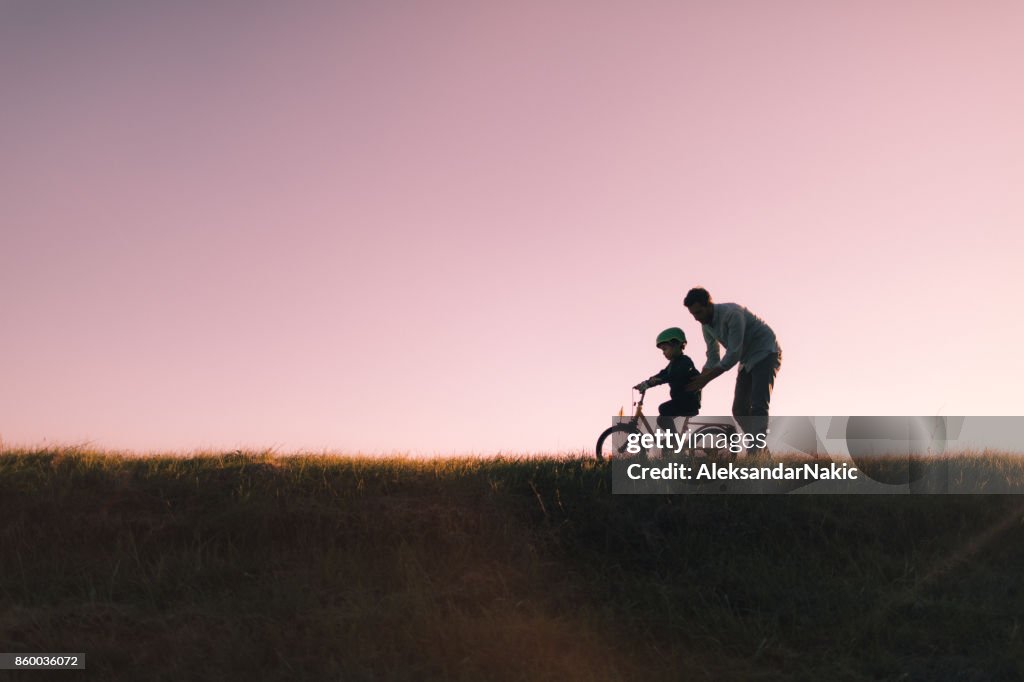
[[684, 287, 781, 457]]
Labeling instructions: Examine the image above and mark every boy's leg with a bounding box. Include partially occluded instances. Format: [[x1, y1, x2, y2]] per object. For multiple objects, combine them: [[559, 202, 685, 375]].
[[657, 401, 682, 433], [657, 402, 693, 458]]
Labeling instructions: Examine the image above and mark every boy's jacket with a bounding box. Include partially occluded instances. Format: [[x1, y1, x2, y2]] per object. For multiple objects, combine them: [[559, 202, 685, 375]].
[[651, 355, 702, 413]]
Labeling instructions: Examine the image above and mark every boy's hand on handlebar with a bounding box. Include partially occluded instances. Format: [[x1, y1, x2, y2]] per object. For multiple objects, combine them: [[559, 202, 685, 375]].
[[633, 380, 650, 392]]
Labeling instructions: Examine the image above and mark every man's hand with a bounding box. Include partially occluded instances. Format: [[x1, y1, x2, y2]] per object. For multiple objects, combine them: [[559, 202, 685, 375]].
[[633, 380, 651, 392], [686, 368, 722, 391], [684, 376, 707, 391]]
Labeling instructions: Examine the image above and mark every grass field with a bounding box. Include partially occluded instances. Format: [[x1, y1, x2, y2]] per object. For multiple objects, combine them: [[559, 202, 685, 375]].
[[2, 448, 1023, 681]]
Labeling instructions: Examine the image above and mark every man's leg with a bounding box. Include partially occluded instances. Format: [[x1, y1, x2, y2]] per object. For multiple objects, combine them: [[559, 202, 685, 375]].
[[732, 367, 753, 426], [747, 352, 781, 453], [733, 369, 759, 456]]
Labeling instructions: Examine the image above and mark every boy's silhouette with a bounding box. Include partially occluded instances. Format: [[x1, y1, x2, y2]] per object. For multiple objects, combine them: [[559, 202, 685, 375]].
[[633, 327, 702, 432]]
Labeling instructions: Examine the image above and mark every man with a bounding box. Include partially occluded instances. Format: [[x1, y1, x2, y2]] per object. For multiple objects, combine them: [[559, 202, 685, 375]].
[[683, 287, 781, 457]]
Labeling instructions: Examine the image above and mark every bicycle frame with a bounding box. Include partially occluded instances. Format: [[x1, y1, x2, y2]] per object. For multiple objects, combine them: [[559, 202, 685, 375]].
[[620, 389, 695, 452], [616, 389, 738, 460]]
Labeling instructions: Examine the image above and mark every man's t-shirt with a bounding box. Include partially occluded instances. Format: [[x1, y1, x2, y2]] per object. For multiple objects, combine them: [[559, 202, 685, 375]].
[[701, 302, 781, 373]]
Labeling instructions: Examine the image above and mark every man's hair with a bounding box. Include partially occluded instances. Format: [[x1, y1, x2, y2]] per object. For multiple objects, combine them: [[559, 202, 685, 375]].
[[683, 287, 712, 307]]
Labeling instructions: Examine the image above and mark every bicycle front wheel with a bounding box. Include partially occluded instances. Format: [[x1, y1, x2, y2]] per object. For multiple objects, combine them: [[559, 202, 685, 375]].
[[595, 424, 645, 462]]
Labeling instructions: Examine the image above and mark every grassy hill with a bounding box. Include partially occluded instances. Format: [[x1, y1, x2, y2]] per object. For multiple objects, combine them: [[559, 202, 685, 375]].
[[1, 449, 1023, 681]]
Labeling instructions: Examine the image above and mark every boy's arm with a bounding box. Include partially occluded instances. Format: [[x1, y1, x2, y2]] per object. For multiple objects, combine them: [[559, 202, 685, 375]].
[[683, 356, 701, 384], [634, 365, 669, 391]]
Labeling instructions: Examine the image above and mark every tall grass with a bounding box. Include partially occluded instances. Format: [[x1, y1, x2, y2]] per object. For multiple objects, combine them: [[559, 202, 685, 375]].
[[1, 447, 1023, 681]]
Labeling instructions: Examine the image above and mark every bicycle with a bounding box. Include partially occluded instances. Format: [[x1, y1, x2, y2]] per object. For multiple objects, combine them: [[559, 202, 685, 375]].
[[595, 389, 740, 463]]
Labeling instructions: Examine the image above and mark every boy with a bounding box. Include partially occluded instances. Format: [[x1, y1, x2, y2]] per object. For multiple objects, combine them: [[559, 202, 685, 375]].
[[634, 327, 702, 431]]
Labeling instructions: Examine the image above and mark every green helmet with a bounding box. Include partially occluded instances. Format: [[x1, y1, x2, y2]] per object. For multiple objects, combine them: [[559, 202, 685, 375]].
[[655, 327, 686, 347]]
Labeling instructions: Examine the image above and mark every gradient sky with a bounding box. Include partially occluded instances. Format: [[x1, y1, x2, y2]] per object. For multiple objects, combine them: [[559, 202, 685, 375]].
[[3, 0, 1023, 454]]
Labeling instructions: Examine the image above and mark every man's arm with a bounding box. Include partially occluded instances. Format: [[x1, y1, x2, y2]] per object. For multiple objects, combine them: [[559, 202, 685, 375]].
[[686, 365, 725, 391], [688, 310, 744, 390], [702, 325, 720, 371], [716, 308, 746, 372]]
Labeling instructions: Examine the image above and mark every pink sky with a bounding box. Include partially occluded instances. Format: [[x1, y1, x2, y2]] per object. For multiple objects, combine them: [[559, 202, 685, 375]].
[[2, 1, 1022, 454]]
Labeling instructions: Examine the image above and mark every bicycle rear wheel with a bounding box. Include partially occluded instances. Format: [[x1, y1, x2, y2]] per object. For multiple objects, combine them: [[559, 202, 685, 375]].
[[689, 425, 738, 463], [595, 424, 646, 462]]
